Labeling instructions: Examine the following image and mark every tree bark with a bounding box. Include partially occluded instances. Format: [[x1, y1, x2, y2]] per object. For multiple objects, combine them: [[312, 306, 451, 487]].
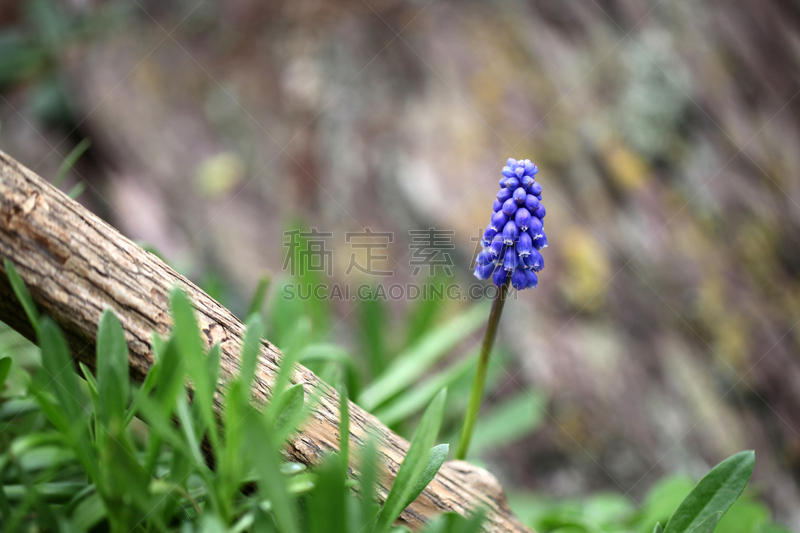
[[0, 149, 532, 533]]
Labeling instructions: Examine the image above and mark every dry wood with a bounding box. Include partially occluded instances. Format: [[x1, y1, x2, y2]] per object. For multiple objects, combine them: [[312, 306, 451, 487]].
[[0, 148, 532, 533]]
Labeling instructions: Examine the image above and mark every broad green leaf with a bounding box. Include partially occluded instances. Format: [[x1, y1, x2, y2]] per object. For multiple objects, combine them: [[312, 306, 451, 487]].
[[664, 451, 754, 533], [689, 512, 721, 533], [4, 259, 39, 335], [404, 443, 448, 510], [654, 523, 663, 533], [96, 310, 129, 428], [374, 388, 447, 533], [359, 305, 487, 410], [306, 454, 347, 533], [0, 356, 11, 390]]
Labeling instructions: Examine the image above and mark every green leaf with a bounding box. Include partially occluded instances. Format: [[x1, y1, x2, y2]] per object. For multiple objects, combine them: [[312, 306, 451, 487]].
[[96, 310, 129, 428], [663, 451, 755, 533], [170, 288, 218, 447], [298, 343, 361, 398], [374, 389, 447, 533], [306, 454, 347, 533], [374, 350, 478, 426], [466, 390, 544, 456], [359, 305, 487, 410], [4, 259, 39, 335], [78, 362, 99, 408], [688, 513, 721, 533], [38, 318, 84, 425], [339, 382, 350, 477], [246, 274, 271, 320], [67, 181, 86, 199], [239, 314, 265, 396], [53, 137, 91, 187], [273, 383, 306, 442], [654, 523, 664, 533], [359, 290, 388, 377], [247, 420, 300, 533], [0, 357, 11, 390], [404, 443, 448, 510], [357, 437, 380, 530]]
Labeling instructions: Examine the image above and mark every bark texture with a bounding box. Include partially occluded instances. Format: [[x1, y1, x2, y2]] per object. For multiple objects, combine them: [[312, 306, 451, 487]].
[[0, 149, 532, 533]]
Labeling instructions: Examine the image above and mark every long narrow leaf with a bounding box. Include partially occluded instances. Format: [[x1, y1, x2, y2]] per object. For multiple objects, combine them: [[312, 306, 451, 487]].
[[96, 310, 129, 428], [4, 259, 39, 335], [373, 389, 447, 533], [359, 305, 487, 410]]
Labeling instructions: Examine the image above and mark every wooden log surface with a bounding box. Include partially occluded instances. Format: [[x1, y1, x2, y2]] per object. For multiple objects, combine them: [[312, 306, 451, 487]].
[[0, 149, 533, 533]]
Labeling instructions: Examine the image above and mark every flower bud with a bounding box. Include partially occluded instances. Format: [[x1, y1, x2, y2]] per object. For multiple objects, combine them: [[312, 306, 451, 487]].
[[513, 187, 527, 204], [533, 205, 546, 219], [524, 194, 540, 212], [497, 188, 512, 202], [493, 266, 509, 286], [503, 247, 518, 271], [502, 198, 518, 216], [489, 234, 505, 257], [528, 217, 543, 238], [517, 231, 533, 256], [505, 177, 520, 190], [503, 220, 519, 244], [525, 269, 538, 288], [490, 210, 508, 231], [512, 266, 528, 290], [515, 207, 532, 231], [473, 263, 496, 280], [476, 249, 494, 265]]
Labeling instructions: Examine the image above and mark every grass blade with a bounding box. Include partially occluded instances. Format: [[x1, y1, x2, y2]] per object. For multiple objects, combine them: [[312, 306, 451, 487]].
[[358, 305, 487, 411], [4, 259, 39, 335]]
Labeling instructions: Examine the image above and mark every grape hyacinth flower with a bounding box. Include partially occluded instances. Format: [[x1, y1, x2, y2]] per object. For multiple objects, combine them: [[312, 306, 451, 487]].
[[472, 158, 547, 291], [457, 157, 548, 461]]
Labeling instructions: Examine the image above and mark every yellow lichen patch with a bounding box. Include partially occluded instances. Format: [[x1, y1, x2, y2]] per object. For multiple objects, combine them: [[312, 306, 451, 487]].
[[696, 268, 750, 371], [558, 224, 611, 312], [195, 152, 245, 197], [603, 142, 648, 193]]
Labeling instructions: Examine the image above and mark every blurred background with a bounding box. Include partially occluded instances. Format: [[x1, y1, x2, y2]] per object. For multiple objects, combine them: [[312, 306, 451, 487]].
[[1, 0, 800, 530]]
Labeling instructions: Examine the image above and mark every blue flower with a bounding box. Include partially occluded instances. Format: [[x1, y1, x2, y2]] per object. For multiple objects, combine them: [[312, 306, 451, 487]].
[[474, 158, 547, 290]]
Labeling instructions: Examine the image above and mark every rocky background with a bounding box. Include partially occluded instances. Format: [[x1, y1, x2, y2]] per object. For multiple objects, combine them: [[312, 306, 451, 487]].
[[2, 0, 800, 528]]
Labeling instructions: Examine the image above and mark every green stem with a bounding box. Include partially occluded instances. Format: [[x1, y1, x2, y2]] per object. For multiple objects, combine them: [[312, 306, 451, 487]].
[[455, 280, 509, 460]]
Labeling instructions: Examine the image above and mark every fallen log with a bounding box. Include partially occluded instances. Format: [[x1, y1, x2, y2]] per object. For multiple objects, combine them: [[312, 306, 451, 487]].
[[0, 148, 532, 533]]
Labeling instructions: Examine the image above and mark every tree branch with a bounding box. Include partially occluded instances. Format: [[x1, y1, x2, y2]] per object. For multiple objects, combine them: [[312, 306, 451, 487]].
[[0, 148, 532, 533]]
